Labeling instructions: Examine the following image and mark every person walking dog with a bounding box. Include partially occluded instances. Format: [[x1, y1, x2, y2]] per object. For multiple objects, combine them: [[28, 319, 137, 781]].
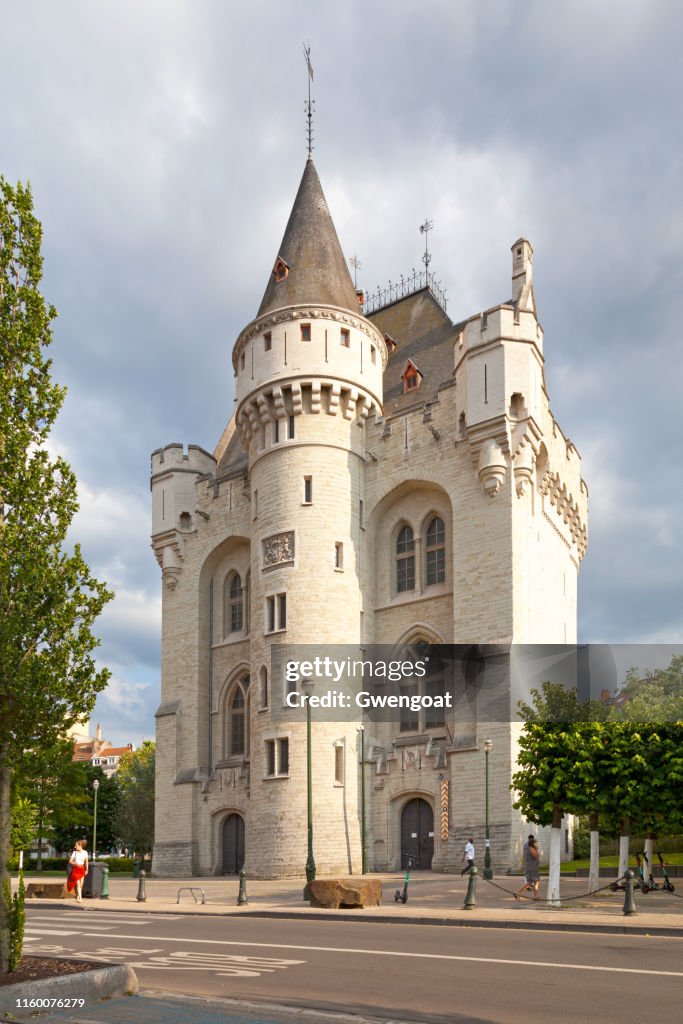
[[515, 835, 540, 900]]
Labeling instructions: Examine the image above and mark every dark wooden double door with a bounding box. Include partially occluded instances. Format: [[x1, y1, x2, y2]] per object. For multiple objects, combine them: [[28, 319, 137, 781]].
[[401, 797, 434, 869], [222, 813, 245, 875]]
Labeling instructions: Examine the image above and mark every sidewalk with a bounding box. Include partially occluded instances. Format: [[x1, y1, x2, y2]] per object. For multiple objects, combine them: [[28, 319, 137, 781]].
[[18, 871, 683, 936]]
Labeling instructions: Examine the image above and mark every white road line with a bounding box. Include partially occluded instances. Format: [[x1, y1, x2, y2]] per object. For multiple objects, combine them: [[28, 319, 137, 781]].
[[23, 928, 79, 936], [69, 932, 683, 979]]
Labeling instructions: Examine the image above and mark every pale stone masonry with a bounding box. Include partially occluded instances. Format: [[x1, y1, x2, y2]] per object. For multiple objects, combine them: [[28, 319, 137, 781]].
[[151, 158, 587, 877]]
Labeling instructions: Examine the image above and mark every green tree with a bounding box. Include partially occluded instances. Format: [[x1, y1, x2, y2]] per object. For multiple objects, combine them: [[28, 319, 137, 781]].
[[9, 798, 38, 858], [0, 179, 112, 974], [513, 683, 615, 900], [16, 737, 93, 869], [50, 764, 121, 855], [116, 742, 155, 858]]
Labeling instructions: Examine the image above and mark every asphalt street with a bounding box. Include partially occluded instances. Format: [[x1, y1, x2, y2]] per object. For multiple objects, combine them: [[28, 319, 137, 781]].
[[18, 903, 683, 1023]]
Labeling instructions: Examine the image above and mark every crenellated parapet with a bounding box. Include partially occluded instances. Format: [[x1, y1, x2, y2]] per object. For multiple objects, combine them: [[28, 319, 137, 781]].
[[235, 377, 380, 445]]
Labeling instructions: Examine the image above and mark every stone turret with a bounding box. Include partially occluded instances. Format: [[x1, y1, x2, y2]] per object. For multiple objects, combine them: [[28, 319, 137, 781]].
[[151, 443, 216, 590]]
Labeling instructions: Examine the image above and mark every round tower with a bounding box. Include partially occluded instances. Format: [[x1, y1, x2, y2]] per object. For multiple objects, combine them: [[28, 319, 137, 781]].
[[233, 157, 387, 876]]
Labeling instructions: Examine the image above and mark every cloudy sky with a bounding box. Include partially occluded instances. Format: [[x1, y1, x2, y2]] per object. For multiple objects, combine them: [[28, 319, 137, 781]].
[[3, 1, 682, 745]]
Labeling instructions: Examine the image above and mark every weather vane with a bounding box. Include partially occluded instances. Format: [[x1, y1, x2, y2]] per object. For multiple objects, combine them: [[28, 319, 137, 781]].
[[419, 218, 433, 270], [303, 42, 315, 157], [349, 254, 362, 288]]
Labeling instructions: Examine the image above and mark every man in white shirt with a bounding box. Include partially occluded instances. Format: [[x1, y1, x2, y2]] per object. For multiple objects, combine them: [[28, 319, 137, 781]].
[[461, 837, 475, 876]]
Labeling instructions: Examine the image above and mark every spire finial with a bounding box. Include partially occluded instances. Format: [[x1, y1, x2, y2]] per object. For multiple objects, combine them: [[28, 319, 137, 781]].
[[349, 254, 362, 288], [419, 218, 433, 270], [303, 42, 315, 157]]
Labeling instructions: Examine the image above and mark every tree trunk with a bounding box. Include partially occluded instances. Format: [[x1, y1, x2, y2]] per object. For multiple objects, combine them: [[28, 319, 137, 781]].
[[643, 832, 655, 884], [546, 806, 562, 906], [588, 810, 600, 894], [618, 817, 630, 880], [0, 749, 12, 975]]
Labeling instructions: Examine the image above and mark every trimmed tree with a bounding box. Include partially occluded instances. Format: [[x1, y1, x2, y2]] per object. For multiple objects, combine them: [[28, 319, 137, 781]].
[[0, 179, 112, 974], [116, 742, 155, 859]]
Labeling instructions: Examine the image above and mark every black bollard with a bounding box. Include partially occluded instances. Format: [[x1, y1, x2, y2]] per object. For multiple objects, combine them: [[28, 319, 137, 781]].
[[463, 866, 478, 910], [136, 869, 147, 903], [237, 869, 248, 906], [622, 868, 637, 916]]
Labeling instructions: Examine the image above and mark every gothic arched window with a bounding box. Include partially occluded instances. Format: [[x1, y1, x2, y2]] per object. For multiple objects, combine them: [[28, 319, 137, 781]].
[[396, 525, 415, 593], [224, 573, 243, 636], [227, 676, 250, 758], [425, 516, 446, 586], [399, 640, 447, 732]]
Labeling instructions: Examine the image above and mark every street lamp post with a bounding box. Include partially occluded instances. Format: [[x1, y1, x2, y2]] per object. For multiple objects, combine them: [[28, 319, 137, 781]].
[[303, 684, 316, 886], [92, 778, 100, 862], [483, 738, 493, 879], [359, 725, 366, 874]]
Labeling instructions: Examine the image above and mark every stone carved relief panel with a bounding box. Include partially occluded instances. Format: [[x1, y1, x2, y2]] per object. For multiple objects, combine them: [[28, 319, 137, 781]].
[[262, 531, 295, 571]]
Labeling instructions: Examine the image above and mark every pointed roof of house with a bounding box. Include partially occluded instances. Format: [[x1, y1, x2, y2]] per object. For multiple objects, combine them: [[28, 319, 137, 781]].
[[256, 157, 359, 317]]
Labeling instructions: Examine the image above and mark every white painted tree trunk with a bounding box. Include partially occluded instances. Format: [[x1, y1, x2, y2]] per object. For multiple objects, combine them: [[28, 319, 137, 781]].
[[546, 826, 562, 905], [643, 836, 654, 885], [618, 834, 630, 881], [588, 830, 600, 893]]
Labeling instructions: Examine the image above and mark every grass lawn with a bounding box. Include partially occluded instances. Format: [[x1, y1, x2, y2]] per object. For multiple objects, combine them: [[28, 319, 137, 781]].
[[539, 852, 683, 874]]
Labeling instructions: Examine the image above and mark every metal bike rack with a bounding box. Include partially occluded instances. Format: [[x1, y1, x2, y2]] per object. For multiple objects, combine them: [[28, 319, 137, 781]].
[[176, 886, 207, 905]]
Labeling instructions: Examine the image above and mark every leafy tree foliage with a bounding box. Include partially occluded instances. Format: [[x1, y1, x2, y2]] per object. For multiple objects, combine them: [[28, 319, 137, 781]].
[[116, 742, 155, 858], [0, 178, 112, 974], [9, 798, 38, 856], [50, 764, 121, 855]]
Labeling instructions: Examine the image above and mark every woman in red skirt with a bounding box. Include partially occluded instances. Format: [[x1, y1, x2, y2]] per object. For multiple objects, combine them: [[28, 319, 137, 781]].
[[67, 840, 89, 903]]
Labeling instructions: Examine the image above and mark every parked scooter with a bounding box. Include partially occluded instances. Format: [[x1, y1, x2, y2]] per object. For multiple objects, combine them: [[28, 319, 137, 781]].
[[634, 853, 651, 893], [395, 858, 412, 904], [657, 851, 676, 893], [641, 851, 660, 892]]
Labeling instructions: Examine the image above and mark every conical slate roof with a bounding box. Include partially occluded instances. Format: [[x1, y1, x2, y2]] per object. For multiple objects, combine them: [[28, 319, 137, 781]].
[[257, 158, 359, 317]]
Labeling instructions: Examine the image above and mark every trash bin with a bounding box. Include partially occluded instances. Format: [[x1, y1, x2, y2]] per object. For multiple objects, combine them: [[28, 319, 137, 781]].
[[83, 861, 104, 898]]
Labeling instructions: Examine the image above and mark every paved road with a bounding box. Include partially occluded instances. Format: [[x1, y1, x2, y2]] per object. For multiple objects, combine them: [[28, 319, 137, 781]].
[[21, 904, 683, 1023]]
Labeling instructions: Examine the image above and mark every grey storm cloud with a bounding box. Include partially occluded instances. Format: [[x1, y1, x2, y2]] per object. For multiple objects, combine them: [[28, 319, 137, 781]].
[[2, 0, 682, 744]]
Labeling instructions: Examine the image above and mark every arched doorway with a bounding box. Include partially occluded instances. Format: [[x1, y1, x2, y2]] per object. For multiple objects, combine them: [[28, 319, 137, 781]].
[[222, 813, 245, 875], [400, 798, 434, 869]]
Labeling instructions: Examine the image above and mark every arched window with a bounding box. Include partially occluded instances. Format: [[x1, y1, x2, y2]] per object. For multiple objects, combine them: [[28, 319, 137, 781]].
[[399, 640, 447, 732], [425, 516, 446, 586], [227, 676, 250, 757], [224, 573, 243, 636], [396, 525, 415, 593]]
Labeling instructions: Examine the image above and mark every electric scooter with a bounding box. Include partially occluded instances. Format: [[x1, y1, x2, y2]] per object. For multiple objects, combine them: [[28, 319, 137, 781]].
[[641, 851, 660, 891], [395, 858, 412, 903], [657, 851, 676, 893], [634, 853, 651, 893]]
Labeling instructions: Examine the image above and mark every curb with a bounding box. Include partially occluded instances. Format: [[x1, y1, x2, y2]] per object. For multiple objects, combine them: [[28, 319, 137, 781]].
[[218, 908, 683, 937], [0, 964, 138, 1019]]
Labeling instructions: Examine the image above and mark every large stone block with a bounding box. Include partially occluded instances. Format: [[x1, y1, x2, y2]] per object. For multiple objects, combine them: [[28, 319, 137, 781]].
[[308, 877, 382, 909], [26, 882, 74, 900]]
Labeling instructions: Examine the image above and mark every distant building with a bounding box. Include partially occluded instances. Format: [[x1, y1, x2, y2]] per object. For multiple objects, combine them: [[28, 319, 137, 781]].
[[71, 723, 133, 777]]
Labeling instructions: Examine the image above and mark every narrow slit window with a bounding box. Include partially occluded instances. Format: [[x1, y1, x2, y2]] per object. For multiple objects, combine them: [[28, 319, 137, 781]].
[[301, 323, 311, 341], [341, 328, 350, 348], [334, 542, 344, 570], [288, 414, 295, 439], [304, 476, 313, 504], [334, 745, 344, 785], [264, 331, 272, 352]]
